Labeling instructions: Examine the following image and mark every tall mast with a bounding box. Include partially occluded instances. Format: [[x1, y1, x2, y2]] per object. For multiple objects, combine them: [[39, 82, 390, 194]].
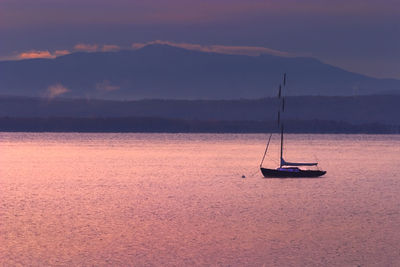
[[280, 125, 284, 168], [279, 73, 286, 168]]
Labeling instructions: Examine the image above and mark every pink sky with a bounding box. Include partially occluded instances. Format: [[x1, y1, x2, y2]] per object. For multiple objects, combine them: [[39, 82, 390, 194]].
[[1, 0, 397, 28]]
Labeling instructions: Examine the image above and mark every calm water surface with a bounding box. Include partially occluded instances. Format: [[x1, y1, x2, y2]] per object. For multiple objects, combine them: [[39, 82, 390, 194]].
[[1, 133, 400, 266]]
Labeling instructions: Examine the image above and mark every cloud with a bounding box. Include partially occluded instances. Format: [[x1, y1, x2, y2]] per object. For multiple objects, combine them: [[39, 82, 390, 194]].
[[131, 40, 291, 57], [102, 44, 121, 52], [96, 80, 120, 91], [16, 41, 289, 62], [132, 43, 147, 50], [74, 43, 98, 52], [18, 50, 53, 59], [54, 50, 71, 56], [46, 84, 69, 98], [17, 45, 113, 59], [17, 49, 71, 59], [72, 43, 121, 53]]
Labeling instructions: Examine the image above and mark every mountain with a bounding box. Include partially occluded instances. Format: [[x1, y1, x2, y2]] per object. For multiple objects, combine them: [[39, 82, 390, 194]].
[[1, 44, 399, 99]]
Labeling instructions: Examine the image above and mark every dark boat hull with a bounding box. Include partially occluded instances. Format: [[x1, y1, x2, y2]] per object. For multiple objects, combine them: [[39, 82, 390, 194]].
[[261, 167, 326, 178]]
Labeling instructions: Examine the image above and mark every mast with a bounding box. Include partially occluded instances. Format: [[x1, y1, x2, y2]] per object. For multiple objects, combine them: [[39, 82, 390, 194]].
[[260, 73, 287, 170], [280, 125, 284, 168], [279, 73, 286, 168]]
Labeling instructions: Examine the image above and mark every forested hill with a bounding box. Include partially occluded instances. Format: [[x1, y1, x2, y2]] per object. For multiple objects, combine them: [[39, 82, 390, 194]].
[[0, 95, 399, 125]]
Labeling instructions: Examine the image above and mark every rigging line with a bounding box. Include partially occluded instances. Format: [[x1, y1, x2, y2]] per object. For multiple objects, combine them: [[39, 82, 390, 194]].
[[283, 73, 287, 87], [312, 151, 320, 170], [259, 133, 273, 168], [246, 168, 261, 178], [277, 111, 281, 126], [278, 84, 282, 98], [241, 165, 263, 178]]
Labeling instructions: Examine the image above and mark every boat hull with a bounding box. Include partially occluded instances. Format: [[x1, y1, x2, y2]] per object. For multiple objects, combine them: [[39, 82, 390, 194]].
[[260, 167, 326, 178]]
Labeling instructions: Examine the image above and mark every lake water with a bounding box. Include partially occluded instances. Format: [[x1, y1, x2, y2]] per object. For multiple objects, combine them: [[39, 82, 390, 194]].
[[1, 133, 400, 266]]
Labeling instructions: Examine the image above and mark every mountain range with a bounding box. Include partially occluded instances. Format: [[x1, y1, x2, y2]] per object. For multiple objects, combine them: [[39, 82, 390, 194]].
[[1, 44, 399, 99]]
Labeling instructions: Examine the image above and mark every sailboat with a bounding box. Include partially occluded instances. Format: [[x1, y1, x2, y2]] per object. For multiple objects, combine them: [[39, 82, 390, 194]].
[[260, 74, 326, 178]]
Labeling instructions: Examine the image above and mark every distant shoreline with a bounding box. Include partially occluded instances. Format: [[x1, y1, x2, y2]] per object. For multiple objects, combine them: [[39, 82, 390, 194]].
[[0, 117, 398, 134], [1, 95, 400, 128]]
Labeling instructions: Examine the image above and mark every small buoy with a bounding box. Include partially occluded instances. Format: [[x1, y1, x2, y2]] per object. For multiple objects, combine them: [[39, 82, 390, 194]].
[[242, 175, 246, 178]]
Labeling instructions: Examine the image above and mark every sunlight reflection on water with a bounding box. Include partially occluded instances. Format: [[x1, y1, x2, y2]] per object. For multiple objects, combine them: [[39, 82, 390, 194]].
[[1, 133, 400, 266]]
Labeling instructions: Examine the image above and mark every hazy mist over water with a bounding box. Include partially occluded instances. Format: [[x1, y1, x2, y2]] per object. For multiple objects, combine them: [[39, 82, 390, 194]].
[[1, 133, 400, 266]]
